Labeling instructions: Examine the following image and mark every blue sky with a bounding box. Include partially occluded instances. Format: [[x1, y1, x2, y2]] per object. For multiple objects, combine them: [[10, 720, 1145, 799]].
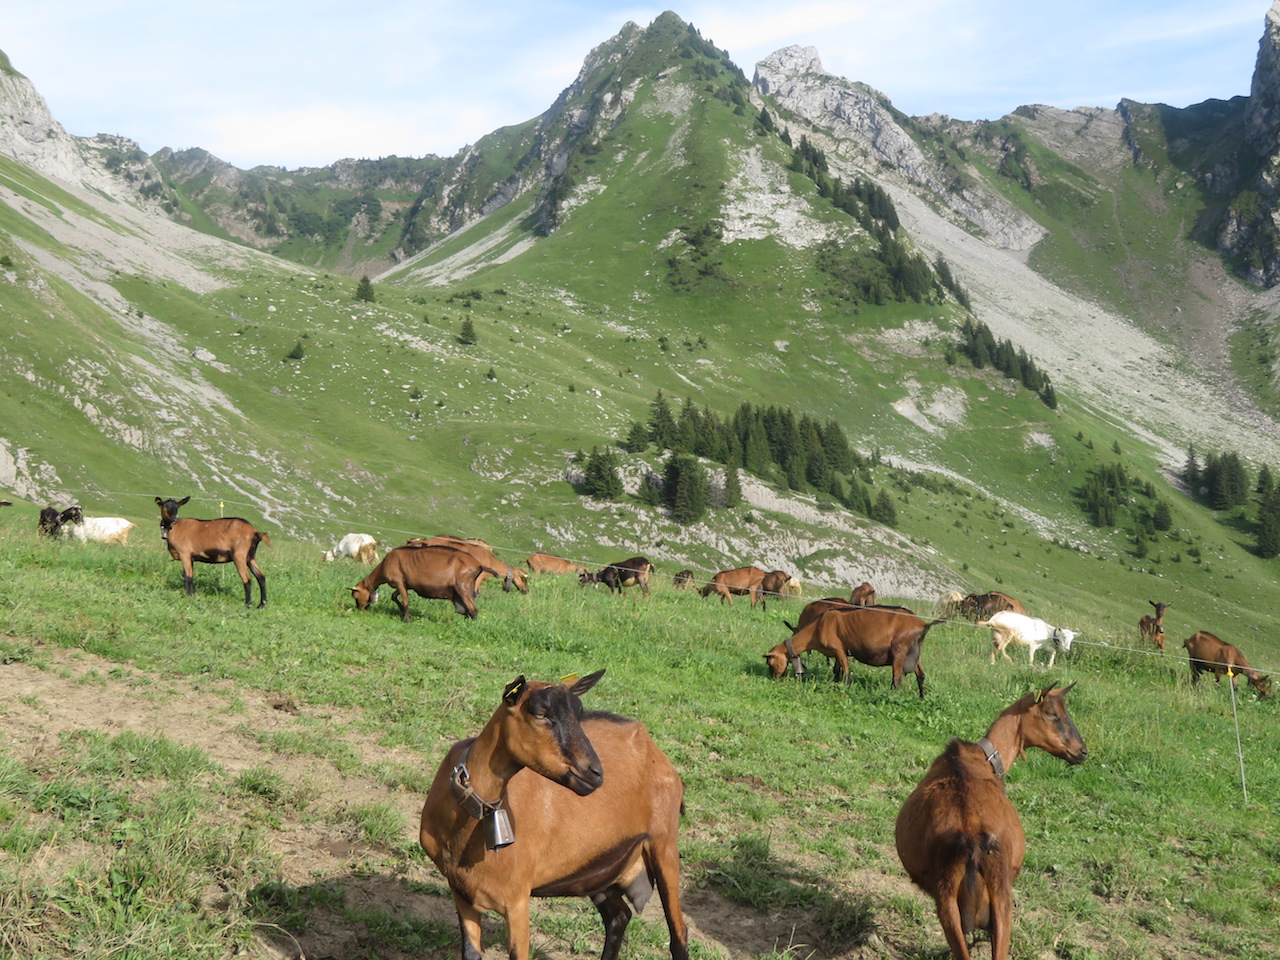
[[5, 1, 1271, 170]]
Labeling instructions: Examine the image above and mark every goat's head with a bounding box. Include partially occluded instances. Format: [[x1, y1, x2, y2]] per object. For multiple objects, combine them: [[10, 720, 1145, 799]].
[[577, 570, 599, 588], [495, 671, 605, 795], [1053, 627, 1077, 652], [1247, 671, 1272, 696], [58, 505, 84, 526], [154, 496, 190, 531], [1016, 683, 1087, 764], [350, 583, 377, 610]]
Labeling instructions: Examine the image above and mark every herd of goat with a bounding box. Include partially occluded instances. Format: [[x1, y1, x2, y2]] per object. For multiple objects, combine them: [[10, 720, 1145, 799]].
[[26, 497, 1273, 960]]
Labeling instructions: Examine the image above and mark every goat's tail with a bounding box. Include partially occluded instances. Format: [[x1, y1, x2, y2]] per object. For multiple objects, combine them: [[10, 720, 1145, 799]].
[[257, 533, 273, 548]]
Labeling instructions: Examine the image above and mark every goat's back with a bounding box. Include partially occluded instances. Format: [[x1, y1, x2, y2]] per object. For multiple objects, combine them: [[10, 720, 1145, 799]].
[[822, 606, 928, 664]]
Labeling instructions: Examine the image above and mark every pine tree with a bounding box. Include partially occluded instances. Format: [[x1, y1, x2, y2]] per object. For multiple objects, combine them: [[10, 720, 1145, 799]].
[[620, 421, 649, 454], [664, 454, 708, 524], [871, 489, 898, 527], [583, 446, 623, 500], [1257, 485, 1280, 558], [458, 317, 477, 345], [722, 463, 742, 508], [648, 391, 678, 451], [1153, 499, 1173, 532], [355, 275, 375, 302]]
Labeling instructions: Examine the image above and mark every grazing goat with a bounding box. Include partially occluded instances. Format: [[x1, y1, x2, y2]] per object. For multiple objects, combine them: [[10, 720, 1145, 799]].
[[935, 591, 968, 618], [351, 544, 498, 620], [672, 569, 696, 590], [895, 684, 1087, 960], [700, 566, 767, 606], [789, 597, 862, 632], [849, 581, 877, 606], [418, 670, 688, 960], [38, 506, 64, 538], [959, 592, 1025, 622], [766, 606, 943, 697], [416, 535, 529, 594], [759, 570, 799, 611], [62, 514, 137, 545], [324, 532, 379, 564], [580, 556, 653, 599], [1183, 631, 1271, 696], [1138, 600, 1170, 651], [525, 552, 587, 576], [979, 611, 1076, 668], [155, 497, 269, 607]]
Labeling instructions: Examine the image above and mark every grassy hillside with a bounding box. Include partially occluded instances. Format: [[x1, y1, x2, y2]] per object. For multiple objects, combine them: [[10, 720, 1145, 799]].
[[0, 508, 1275, 960]]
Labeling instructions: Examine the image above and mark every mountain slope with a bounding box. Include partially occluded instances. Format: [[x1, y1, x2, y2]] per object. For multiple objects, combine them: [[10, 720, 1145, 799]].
[[2, 14, 1280, 638]]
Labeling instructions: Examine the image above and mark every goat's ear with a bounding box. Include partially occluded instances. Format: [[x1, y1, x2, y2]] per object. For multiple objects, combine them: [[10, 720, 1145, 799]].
[[1034, 684, 1056, 703], [569, 669, 605, 697], [503, 676, 527, 705], [154, 496, 164, 506], [178, 496, 190, 506], [1060, 680, 1078, 695]]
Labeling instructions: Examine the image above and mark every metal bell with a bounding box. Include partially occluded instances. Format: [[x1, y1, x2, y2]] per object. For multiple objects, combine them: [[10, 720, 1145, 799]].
[[790, 656, 805, 678], [484, 808, 515, 850]]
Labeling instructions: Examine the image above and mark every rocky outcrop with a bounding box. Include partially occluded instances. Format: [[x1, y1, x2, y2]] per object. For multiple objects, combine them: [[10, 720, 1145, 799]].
[[0, 59, 88, 184], [753, 46, 1044, 251]]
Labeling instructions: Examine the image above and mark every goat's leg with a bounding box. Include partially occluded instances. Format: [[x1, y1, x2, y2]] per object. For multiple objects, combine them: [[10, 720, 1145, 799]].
[[233, 557, 254, 608], [502, 898, 532, 960], [935, 895, 973, 960], [453, 895, 484, 960], [646, 841, 690, 960], [181, 557, 196, 597], [592, 890, 633, 960], [248, 557, 267, 608]]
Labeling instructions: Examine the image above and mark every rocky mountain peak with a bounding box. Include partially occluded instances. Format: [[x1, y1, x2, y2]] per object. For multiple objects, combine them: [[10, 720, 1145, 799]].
[[753, 45, 828, 94], [1244, 0, 1280, 154]]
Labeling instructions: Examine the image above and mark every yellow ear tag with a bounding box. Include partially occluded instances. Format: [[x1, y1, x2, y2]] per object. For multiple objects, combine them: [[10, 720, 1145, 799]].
[[559, 673, 580, 686], [1227, 666, 1235, 678]]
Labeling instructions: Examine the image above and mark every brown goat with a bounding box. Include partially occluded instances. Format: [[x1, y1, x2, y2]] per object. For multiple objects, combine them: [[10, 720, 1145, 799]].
[[351, 544, 497, 620], [895, 684, 1087, 960], [766, 606, 943, 697], [155, 496, 269, 608], [525, 552, 587, 576], [1183, 631, 1271, 696], [1138, 600, 1170, 651], [701, 566, 767, 606], [790, 597, 862, 632], [849, 581, 877, 605], [958, 592, 1025, 622], [579, 557, 653, 598], [419, 670, 688, 960], [758, 570, 799, 610], [416, 535, 529, 594]]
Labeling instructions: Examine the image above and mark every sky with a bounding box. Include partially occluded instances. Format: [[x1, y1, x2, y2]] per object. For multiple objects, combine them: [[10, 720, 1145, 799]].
[[4, 1, 1272, 170]]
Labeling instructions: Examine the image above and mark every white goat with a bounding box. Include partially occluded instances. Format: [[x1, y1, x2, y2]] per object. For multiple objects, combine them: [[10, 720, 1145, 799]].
[[323, 532, 379, 564], [979, 610, 1077, 668], [62, 516, 137, 545]]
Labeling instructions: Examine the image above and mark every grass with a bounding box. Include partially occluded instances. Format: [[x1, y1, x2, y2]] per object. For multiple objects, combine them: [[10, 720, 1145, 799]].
[[0, 514, 1276, 960]]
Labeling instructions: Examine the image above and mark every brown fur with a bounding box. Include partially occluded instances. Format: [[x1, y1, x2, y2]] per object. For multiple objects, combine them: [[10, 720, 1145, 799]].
[[1183, 631, 1270, 695], [849, 581, 877, 605], [700, 566, 767, 606], [958, 591, 1025, 621], [789, 597, 862, 632], [155, 496, 269, 608], [672, 569, 696, 589], [419, 671, 689, 960], [1138, 600, 1170, 651], [415, 535, 529, 594], [758, 570, 798, 610], [765, 605, 943, 697], [895, 685, 1087, 960], [525, 552, 587, 576], [579, 557, 653, 598], [351, 545, 497, 620]]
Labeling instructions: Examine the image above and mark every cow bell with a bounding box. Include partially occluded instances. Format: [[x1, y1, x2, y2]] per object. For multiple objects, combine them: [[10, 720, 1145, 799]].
[[790, 656, 805, 678], [484, 808, 515, 850]]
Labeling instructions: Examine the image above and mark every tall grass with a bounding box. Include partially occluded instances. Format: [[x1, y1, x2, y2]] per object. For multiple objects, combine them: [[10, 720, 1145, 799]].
[[0, 516, 1276, 959]]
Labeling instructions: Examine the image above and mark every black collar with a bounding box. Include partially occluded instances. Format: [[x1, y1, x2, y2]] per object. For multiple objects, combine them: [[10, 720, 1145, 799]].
[[978, 737, 1006, 782]]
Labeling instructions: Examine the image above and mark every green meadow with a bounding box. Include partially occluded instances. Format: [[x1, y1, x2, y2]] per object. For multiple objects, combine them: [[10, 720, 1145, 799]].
[[0, 507, 1275, 960]]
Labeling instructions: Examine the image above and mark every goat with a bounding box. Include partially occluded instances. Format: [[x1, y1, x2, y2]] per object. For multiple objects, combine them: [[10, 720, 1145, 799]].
[[1138, 600, 1170, 651], [525, 552, 587, 576], [700, 566, 767, 606], [959, 592, 1025, 622], [788, 597, 862, 632], [759, 570, 799, 611], [766, 606, 943, 697], [351, 544, 498, 620], [62, 514, 137, 545], [1183, 631, 1271, 696], [672, 569, 696, 590], [418, 670, 688, 960], [324, 532, 380, 564], [579, 557, 652, 599], [895, 684, 1087, 960], [849, 581, 877, 606], [38, 506, 64, 538], [155, 497, 269, 607], [979, 611, 1076, 668], [415, 535, 529, 594]]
